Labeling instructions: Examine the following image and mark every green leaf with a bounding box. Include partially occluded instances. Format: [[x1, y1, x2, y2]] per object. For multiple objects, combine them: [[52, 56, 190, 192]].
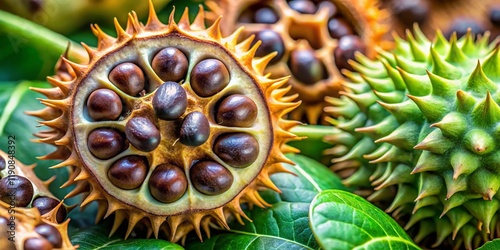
[[185, 154, 346, 250], [0, 10, 87, 81], [288, 125, 334, 164], [309, 190, 421, 250], [478, 239, 500, 250], [261, 153, 349, 204], [0, 81, 70, 199], [70, 224, 184, 250]]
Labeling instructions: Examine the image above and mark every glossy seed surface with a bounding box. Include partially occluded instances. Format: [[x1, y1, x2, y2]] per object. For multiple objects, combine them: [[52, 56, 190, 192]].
[[214, 133, 259, 168], [328, 18, 354, 39], [319, 1, 337, 17], [152, 81, 187, 120], [35, 223, 63, 248], [87, 128, 126, 160], [288, 0, 317, 14], [334, 35, 366, 71], [392, 0, 428, 28], [109, 62, 145, 96], [108, 155, 149, 190], [179, 112, 210, 146], [0, 175, 34, 207], [148, 164, 187, 203], [190, 161, 233, 195], [152, 47, 189, 82], [253, 30, 285, 64], [32, 196, 67, 223], [87, 89, 123, 121], [491, 7, 500, 26], [24, 237, 52, 250], [125, 117, 161, 152], [254, 7, 279, 23], [216, 94, 258, 127], [288, 48, 326, 85], [190, 59, 230, 97]]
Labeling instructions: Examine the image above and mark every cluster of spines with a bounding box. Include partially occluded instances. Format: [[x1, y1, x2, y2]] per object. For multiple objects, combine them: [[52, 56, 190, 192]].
[[325, 25, 500, 249], [30, 1, 301, 243]]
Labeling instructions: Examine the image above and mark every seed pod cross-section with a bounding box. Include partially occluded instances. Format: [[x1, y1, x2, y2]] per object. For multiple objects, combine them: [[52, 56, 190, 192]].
[[0, 151, 74, 249], [325, 27, 500, 249], [30, 2, 301, 243], [207, 0, 390, 124]]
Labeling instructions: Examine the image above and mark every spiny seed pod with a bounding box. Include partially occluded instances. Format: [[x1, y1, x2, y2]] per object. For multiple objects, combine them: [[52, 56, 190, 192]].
[[0, 201, 75, 249], [325, 27, 500, 249], [30, 2, 300, 243], [386, 0, 500, 39], [0, 0, 170, 33], [0, 151, 70, 224], [206, 0, 390, 124]]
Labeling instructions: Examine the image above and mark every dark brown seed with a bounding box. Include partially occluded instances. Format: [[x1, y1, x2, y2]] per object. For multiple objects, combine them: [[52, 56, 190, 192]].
[[253, 30, 286, 64], [328, 18, 354, 39], [288, 0, 317, 14], [125, 117, 161, 152], [108, 155, 149, 190], [35, 223, 63, 248], [254, 7, 279, 24], [445, 19, 485, 39], [392, 0, 429, 28], [28, 0, 43, 13], [179, 112, 210, 146], [148, 164, 187, 203], [87, 128, 126, 160], [109, 62, 145, 96], [288, 48, 326, 85], [152, 81, 187, 120], [319, 1, 337, 18], [152, 47, 189, 82], [87, 89, 122, 121], [0, 155, 5, 170], [190, 59, 230, 97], [24, 237, 52, 250], [491, 7, 500, 26], [334, 35, 366, 72], [214, 133, 259, 168], [32, 196, 67, 223], [0, 175, 34, 207], [216, 94, 257, 127], [190, 161, 233, 195]]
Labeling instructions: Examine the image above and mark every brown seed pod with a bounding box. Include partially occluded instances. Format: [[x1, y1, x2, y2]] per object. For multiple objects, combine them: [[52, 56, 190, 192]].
[[0, 151, 74, 249], [385, 0, 500, 39], [206, 0, 391, 124], [31, 2, 301, 243], [0, 151, 70, 224]]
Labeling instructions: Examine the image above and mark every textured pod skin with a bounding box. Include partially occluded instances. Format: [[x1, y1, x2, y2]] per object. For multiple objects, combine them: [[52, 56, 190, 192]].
[[0, 202, 75, 250], [207, 0, 391, 124], [30, 2, 300, 243], [0, 0, 170, 33], [0, 151, 74, 249], [325, 27, 500, 249]]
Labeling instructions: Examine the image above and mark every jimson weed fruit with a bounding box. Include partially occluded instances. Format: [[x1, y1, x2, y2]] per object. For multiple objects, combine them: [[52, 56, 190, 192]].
[[30, 2, 301, 243]]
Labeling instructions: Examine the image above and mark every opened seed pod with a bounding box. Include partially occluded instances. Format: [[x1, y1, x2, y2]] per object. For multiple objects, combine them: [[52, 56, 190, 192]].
[[0, 203, 75, 250], [386, 0, 500, 39], [0, 150, 70, 224], [30, 2, 300, 243], [206, 0, 390, 124], [0, 151, 74, 249]]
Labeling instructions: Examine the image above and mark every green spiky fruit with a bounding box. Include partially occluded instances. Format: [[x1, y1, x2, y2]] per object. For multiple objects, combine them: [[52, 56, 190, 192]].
[[325, 27, 500, 249]]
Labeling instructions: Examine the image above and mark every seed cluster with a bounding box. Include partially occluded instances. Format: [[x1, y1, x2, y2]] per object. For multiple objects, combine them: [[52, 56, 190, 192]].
[[0, 154, 67, 223], [78, 40, 265, 210], [207, 0, 387, 124]]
